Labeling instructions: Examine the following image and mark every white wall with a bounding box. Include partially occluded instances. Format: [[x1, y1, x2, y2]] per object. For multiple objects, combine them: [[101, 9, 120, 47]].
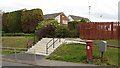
[[62, 20, 68, 24], [68, 16, 74, 21], [55, 15, 60, 23]]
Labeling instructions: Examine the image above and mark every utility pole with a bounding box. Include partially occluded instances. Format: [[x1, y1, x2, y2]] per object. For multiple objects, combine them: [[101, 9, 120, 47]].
[[89, 6, 91, 22]]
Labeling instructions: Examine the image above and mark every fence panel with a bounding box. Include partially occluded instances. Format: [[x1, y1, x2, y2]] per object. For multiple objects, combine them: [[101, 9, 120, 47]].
[[80, 22, 118, 39]]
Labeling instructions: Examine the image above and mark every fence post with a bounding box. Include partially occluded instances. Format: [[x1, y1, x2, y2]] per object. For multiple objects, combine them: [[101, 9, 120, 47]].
[[111, 22, 113, 39]]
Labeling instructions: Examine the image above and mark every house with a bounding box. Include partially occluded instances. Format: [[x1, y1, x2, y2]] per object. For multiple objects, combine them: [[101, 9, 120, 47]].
[[68, 15, 89, 22], [44, 12, 69, 25]]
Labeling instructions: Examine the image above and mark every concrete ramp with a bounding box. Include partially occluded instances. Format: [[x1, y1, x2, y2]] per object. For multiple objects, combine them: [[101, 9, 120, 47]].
[[26, 38, 65, 56]]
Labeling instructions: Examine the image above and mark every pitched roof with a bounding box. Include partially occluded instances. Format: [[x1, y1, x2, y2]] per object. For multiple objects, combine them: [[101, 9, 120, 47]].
[[69, 15, 89, 21], [44, 12, 63, 20]]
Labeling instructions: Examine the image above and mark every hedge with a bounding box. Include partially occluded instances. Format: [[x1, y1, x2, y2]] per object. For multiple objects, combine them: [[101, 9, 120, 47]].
[[2, 10, 22, 33], [2, 33, 34, 36], [21, 8, 44, 33], [2, 8, 44, 33]]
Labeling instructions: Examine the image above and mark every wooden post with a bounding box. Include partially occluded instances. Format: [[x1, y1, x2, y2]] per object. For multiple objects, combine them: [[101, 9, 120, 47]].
[[111, 22, 113, 39]]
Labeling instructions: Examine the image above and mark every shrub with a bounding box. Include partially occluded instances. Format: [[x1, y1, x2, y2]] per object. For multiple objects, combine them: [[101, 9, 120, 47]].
[[68, 30, 79, 38], [36, 25, 55, 40], [36, 20, 59, 30], [2, 33, 34, 36], [68, 21, 79, 30], [68, 21, 80, 38], [36, 20, 71, 39], [36, 20, 59, 39], [79, 18, 87, 22], [55, 26, 69, 38], [2, 8, 44, 33]]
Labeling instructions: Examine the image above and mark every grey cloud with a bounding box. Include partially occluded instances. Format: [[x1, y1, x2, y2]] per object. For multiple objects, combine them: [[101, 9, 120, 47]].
[[92, 12, 117, 20]]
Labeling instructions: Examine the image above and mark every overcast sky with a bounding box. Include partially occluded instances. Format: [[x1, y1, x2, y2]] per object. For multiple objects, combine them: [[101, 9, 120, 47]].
[[0, 0, 119, 22]]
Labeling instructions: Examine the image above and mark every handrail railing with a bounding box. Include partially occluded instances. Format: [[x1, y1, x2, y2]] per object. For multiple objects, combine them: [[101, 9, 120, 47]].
[[46, 38, 54, 47], [47, 38, 59, 49], [46, 38, 61, 54]]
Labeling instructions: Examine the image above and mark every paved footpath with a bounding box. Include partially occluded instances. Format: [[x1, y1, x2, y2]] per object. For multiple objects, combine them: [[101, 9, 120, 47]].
[[3, 53, 96, 66], [36, 59, 96, 66], [2, 61, 32, 66]]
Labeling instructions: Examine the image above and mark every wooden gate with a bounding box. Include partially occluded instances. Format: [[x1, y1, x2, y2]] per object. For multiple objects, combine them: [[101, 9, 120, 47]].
[[80, 22, 118, 39]]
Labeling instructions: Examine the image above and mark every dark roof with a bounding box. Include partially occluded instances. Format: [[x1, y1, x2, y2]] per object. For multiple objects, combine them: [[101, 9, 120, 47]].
[[69, 15, 89, 21], [44, 12, 63, 20]]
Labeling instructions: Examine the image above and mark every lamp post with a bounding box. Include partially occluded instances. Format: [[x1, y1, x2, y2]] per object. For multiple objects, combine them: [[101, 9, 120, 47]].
[[100, 15, 103, 22], [89, 6, 91, 22]]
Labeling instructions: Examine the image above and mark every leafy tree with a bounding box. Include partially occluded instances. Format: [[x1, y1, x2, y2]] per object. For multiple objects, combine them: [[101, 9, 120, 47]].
[[68, 21, 80, 38], [79, 18, 87, 22], [36, 25, 55, 40], [55, 26, 69, 38], [36, 20, 59, 30], [36, 20, 59, 39], [36, 19, 76, 39], [68, 21, 79, 30]]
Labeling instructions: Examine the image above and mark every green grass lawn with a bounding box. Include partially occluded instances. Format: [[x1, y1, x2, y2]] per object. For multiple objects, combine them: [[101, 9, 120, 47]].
[[47, 43, 118, 66], [2, 36, 34, 48], [2, 36, 34, 55], [94, 40, 118, 46]]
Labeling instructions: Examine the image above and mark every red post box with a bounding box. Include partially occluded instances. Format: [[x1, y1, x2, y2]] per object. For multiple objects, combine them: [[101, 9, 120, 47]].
[[85, 40, 93, 62]]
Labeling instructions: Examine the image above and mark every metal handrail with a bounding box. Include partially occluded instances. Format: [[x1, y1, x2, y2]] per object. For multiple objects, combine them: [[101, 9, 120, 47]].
[[46, 38, 54, 47], [46, 38, 60, 54], [47, 38, 59, 49]]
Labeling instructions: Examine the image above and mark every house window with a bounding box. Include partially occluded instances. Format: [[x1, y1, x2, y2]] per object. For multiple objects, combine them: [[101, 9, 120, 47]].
[[62, 20, 67, 24]]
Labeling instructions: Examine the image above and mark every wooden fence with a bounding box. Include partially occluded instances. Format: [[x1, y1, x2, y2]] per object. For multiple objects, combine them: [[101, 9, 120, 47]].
[[80, 22, 118, 39]]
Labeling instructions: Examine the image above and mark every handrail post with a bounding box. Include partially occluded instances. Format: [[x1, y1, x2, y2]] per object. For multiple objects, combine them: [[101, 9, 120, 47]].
[[53, 38, 54, 48], [46, 44, 48, 54], [59, 38, 61, 42]]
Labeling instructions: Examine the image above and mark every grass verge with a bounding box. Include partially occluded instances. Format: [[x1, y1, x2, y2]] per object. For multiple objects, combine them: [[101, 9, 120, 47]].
[[46, 43, 118, 66], [94, 40, 118, 46], [2, 36, 34, 55], [2, 36, 33, 48]]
